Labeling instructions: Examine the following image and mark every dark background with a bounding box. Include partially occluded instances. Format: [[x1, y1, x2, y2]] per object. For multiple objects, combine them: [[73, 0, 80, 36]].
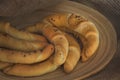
[[0, 0, 120, 80]]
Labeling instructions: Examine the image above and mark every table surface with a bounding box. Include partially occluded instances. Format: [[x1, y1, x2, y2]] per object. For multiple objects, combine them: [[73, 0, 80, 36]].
[[72, 0, 120, 80]]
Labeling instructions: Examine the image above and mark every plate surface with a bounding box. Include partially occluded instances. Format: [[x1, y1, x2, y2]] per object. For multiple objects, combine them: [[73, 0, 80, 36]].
[[0, 1, 117, 80]]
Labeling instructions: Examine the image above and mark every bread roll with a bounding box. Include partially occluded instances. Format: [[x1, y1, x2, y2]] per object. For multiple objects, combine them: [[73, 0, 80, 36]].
[[44, 13, 99, 62], [0, 34, 48, 51], [26, 22, 69, 66], [3, 56, 58, 77], [64, 33, 81, 73], [0, 44, 54, 64], [0, 22, 47, 42]]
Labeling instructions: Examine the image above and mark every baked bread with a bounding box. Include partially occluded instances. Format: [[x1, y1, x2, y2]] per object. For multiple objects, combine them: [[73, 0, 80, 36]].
[[44, 13, 99, 62], [26, 23, 69, 66], [0, 62, 12, 69], [64, 33, 81, 73], [3, 56, 58, 77], [0, 44, 54, 64], [0, 22, 47, 42], [1, 13, 99, 77], [0, 34, 48, 51]]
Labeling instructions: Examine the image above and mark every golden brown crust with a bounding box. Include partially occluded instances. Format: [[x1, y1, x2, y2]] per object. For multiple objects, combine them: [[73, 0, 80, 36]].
[[0, 34, 48, 51], [3, 56, 58, 77], [0, 22, 47, 42], [0, 44, 54, 64], [74, 21, 99, 62], [2, 13, 99, 77], [26, 23, 69, 66], [0, 61, 12, 69], [68, 14, 87, 29], [64, 33, 81, 73], [44, 13, 70, 27], [44, 13, 99, 62]]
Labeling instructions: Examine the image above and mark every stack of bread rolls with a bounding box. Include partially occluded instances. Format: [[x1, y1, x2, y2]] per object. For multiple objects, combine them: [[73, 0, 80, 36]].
[[0, 13, 99, 77]]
